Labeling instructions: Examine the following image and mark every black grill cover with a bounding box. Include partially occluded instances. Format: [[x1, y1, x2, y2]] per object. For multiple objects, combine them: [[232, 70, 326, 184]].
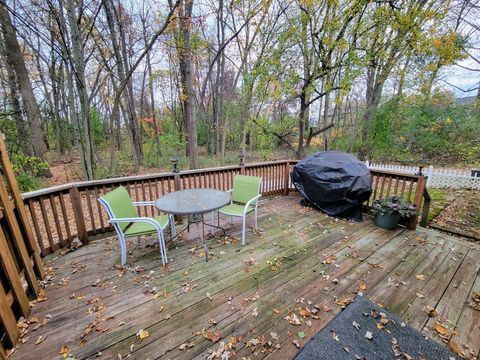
[[292, 151, 372, 221]]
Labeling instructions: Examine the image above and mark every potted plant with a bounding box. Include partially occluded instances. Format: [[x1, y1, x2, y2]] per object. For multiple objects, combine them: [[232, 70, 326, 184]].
[[372, 195, 418, 230]]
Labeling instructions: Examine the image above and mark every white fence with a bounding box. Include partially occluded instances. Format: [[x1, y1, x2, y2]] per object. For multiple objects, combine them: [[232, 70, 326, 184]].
[[366, 161, 480, 190]]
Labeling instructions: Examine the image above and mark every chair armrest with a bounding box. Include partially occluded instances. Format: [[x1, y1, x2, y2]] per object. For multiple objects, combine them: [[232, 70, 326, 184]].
[[132, 201, 156, 206], [243, 194, 262, 215], [108, 217, 167, 230]]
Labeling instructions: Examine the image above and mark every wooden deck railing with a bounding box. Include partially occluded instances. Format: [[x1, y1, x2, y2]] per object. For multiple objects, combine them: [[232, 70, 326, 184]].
[[22, 160, 427, 257], [0, 134, 43, 356]]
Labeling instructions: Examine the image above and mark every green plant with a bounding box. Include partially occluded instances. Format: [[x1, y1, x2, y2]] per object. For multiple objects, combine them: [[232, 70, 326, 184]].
[[11, 153, 49, 192], [372, 195, 418, 218]]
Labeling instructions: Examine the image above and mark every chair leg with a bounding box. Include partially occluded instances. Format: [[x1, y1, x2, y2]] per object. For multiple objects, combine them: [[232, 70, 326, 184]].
[[157, 229, 167, 266], [254, 209, 258, 230], [118, 233, 127, 266], [242, 214, 246, 246]]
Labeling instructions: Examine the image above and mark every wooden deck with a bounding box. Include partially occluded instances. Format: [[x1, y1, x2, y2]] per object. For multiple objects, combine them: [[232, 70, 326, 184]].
[[10, 194, 480, 360]]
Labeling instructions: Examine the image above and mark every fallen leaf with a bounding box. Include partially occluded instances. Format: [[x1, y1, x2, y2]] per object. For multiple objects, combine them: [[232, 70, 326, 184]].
[[179, 341, 195, 351], [59, 345, 70, 358], [36, 290, 47, 302], [425, 306, 438, 317], [203, 330, 221, 342], [352, 321, 360, 330], [298, 331, 306, 339], [365, 331, 373, 340], [136, 329, 149, 340], [284, 313, 301, 325], [434, 322, 448, 336], [331, 331, 339, 341], [35, 335, 47, 345], [448, 340, 464, 356], [270, 332, 279, 340], [415, 274, 426, 281], [292, 339, 301, 348]]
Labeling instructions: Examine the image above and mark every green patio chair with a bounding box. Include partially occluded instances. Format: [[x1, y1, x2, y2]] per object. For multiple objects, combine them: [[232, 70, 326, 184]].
[[219, 175, 262, 245], [98, 186, 174, 266]]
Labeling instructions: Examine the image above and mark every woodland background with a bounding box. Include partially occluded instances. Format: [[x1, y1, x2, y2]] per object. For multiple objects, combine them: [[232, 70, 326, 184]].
[[0, 0, 478, 192]]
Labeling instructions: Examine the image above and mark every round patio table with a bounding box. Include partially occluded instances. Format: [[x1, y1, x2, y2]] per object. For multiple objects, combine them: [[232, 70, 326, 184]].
[[155, 189, 231, 261]]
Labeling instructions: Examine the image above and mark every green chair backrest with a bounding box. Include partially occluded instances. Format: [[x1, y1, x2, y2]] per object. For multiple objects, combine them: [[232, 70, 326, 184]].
[[231, 175, 262, 205], [100, 186, 137, 231]]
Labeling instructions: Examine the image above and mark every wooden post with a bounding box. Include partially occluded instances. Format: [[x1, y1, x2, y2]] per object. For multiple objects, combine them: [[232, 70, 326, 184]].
[[70, 186, 88, 244], [283, 161, 290, 195], [0, 284, 19, 349], [173, 173, 181, 191], [419, 188, 431, 228], [0, 226, 31, 317], [0, 133, 44, 279], [408, 175, 426, 230]]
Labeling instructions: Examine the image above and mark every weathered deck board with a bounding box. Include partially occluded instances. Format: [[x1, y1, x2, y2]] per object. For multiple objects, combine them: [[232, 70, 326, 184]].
[[10, 194, 480, 360]]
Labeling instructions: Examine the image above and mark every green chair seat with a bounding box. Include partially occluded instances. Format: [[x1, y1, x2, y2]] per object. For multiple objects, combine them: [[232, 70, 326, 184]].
[[219, 203, 254, 216], [218, 175, 262, 245], [124, 215, 169, 236], [98, 186, 171, 266]]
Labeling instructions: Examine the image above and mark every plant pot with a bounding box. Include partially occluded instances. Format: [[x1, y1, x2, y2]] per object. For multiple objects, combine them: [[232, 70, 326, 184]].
[[374, 212, 401, 230]]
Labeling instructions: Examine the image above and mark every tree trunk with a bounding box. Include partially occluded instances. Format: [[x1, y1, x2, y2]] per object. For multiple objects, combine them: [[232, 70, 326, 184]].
[[115, 1, 142, 163], [146, 50, 162, 158], [0, 30, 28, 154], [65, 0, 94, 179], [177, 0, 198, 168], [358, 65, 384, 160], [0, 2, 48, 159]]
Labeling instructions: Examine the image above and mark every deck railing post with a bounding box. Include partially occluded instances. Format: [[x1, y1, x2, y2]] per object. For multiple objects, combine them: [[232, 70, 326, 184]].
[[283, 161, 290, 195], [173, 173, 181, 191], [408, 175, 426, 230], [69, 186, 88, 244]]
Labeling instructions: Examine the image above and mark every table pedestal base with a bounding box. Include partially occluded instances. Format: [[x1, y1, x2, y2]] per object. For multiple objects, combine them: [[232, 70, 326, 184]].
[[168, 211, 227, 262]]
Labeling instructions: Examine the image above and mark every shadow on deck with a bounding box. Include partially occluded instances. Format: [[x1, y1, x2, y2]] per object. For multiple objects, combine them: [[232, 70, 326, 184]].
[[11, 194, 480, 360]]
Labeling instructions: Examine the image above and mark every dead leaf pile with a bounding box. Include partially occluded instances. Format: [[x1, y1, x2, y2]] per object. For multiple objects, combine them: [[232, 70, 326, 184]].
[[206, 337, 239, 359], [246, 335, 272, 353], [243, 258, 256, 272], [18, 314, 52, 342], [284, 312, 302, 326], [201, 329, 222, 343], [178, 341, 194, 351], [321, 255, 336, 265], [391, 337, 414, 359], [266, 257, 283, 272], [334, 296, 354, 309], [467, 292, 480, 311]]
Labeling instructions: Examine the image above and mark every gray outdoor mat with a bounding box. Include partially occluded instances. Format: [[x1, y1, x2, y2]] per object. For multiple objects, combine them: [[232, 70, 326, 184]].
[[294, 295, 459, 360]]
